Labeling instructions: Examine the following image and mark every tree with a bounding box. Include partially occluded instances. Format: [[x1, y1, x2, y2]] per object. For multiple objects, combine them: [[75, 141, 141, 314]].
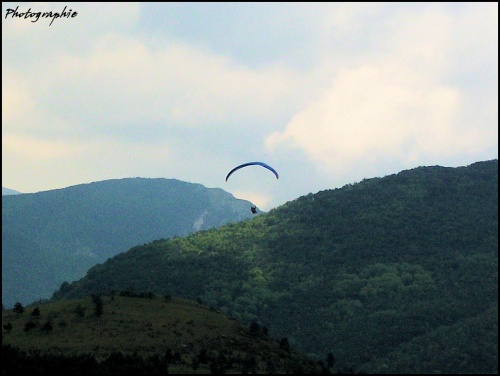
[[91, 294, 103, 317], [197, 348, 208, 364], [13, 302, 24, 314], [326, 352, 336, 369], [60, 281, 70, 292], [249, 321, 260, 337], [191, 356, 200, 373], [262, 326, 269, 336], [24, 321, 36, 332], [279, 337, 290, 351]]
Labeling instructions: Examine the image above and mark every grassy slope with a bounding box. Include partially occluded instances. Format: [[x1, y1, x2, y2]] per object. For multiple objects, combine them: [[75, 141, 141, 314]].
[[2, 295, 325, 374]]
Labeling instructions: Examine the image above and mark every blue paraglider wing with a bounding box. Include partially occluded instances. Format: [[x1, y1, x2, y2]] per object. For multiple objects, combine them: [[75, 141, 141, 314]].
[[225, 162, 279, 182]]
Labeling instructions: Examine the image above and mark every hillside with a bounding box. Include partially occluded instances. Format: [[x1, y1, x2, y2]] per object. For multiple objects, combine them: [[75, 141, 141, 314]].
[[2, 294, 328, 374], [2, 178, 257, 308], [2, 187, 21, 195], [50, 160, 498, 373]]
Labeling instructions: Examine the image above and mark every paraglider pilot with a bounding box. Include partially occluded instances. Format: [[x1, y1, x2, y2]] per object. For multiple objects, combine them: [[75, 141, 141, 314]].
[[251, 205, 257, 214]]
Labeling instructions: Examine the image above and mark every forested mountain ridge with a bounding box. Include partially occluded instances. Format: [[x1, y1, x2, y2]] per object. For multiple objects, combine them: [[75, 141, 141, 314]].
[[51, 160, 498, 373], [2, 178, 257, 308]]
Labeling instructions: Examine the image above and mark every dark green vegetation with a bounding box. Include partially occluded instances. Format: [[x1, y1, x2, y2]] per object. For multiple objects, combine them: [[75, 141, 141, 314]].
[[3, 294, 330, 374], [2, 178, 257, 308], [44, 160, 500, 372]]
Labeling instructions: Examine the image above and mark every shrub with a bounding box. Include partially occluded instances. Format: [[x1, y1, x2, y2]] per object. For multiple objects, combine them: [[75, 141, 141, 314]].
[[41, 320, 53, 332], [74, 304, 86, 317], [31, 307, 41, 316], [24, 321, 37, 332]]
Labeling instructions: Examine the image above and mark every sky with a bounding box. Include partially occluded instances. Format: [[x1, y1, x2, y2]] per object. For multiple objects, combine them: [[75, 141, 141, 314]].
[[2, 2, 498, 211]]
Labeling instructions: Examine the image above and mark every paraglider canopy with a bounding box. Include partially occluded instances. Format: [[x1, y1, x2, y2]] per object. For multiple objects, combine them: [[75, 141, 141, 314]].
[[225, 162, 279, 182], [226, 161, 278, 214]]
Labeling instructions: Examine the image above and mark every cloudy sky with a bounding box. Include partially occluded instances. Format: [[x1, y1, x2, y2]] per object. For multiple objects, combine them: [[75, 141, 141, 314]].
[[2, 2, 498, 210]]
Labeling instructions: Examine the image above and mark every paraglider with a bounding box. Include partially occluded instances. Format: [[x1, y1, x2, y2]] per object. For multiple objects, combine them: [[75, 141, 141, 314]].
[[225, 162, 279, 214], [225, 162, 279, 182]]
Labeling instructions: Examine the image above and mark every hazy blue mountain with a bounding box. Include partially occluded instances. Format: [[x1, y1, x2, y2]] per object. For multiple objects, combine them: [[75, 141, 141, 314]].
[[51, 160, 498, 374], [2, 187, 21, 195], [2, 178, 257, 307]]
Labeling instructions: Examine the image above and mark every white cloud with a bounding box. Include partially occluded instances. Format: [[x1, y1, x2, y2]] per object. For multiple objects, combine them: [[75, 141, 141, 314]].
[[2, 3, 312, 199], [3, 134, 85, 160], [2, 134, 171, 192], [2, 3, 497, 208], [233, 190, 272, 210], [266, 63, 460, 174], [266, 3, 498, 179], [4, 32, 306, 135]]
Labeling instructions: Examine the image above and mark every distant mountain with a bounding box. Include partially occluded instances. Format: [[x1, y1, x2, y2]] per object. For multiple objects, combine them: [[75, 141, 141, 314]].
[[52, 160, 498, 374], [2, 187, 20, 195], [2, 294, 328, 374], [2, 178, 258, 308]]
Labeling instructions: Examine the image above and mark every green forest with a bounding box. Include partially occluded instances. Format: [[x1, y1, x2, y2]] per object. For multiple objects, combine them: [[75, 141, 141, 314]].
[[2, 177, 255, 308], [42, 160, 498, 373]]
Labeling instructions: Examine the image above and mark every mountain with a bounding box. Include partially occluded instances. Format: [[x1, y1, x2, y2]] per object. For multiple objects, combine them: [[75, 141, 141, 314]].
[[2, 187, 20, 195], [50, 160, 498, 374], [2, 178, 258, 308], [2, 294, 328, 374]]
